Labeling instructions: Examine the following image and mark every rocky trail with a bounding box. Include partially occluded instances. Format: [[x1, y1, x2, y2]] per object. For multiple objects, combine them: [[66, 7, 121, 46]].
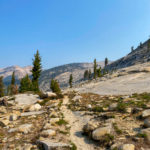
[[61, 96, 96, 150]]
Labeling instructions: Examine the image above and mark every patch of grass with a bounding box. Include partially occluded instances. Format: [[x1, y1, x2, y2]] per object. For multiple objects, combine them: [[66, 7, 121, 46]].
[[59, 130, 68, 135], [113, 123, 123, 135], [58, 100, 63, 108], [132, 93, 150, 101], [70, 142, 77, 150], [99, 134, 114, 146], [56, 119, 68, 126], [92, 106, 103, 112], [137, 133, 147, 138], [38, 98, 50, 106], [116, 102, 126, 113]]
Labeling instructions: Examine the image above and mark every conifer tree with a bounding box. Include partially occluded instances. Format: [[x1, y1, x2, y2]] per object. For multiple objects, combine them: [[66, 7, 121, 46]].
[[20, 74, 32, 93], [0, 76, 4, 97], [105, 57, 108, 67], [50, 79, 61, 94], [84, 70, 89, 80], [97, 67, 102, 77], [11, 71, 15, 85], [93, 59, 97, 79], [10, 71, 17, 95], [148, 39, 150, 50], [88, 69, 92, 80], [69, 74, 73, 88], [31, 50, 42, 92]]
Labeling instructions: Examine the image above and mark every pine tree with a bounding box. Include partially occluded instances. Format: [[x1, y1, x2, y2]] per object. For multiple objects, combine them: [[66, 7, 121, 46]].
[[10, 71, 17, 95], [20, 74, 32, 93], [31, 50, 42, 92], [50, 79, 61, 94], [0, 76, 4, 97], [97, 67, 102, 77], [131, 46, 134, 52], [69, 74, 73, 88], [11, 71, 15, 85], [93, 59, 97, 79], [88, 69, 92, 80], [105, 57, 108, 67], [148, 39, 150, 50], [84, 70, 89, 80]]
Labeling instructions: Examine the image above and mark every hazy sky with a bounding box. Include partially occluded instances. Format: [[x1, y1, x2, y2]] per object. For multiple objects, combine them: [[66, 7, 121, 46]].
[[0, 0, 150, 69]]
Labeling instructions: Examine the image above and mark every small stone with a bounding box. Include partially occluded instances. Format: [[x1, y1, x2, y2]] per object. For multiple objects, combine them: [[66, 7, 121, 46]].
[[109, 103, 117, 111], [144, 117, 150, 128], [142, 109, 150, 118], [41, 129, 56, 137], [126, 108, 132, 113], [120, 144, 135, 150], [50, 118, 60, 125], [9, 114, 18, 121], [29, 104, 41, 111], [18, 124, 32, 134], [0, 119, 9, 127]]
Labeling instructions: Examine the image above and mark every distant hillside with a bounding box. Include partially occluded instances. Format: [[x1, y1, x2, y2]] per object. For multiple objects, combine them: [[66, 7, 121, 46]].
[[39, 62, 108, 91], [0, 66, 32, 85], [106, 39, 150, 70]]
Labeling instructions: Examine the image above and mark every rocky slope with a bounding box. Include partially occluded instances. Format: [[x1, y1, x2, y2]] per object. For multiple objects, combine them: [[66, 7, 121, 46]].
[[73, 62, 150, 95], [106, 39, 150, 70]]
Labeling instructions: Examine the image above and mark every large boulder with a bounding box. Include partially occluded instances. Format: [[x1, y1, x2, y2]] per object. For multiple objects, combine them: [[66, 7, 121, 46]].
[[120, 144, 135, 150], [92, 125, 112, 141], [142, 109, 150, 118], [37, 140, 71, 150]]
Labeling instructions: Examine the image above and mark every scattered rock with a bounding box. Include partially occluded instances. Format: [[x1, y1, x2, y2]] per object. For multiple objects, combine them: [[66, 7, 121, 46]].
[[37, 140, 71, 150], [28, 104, 42, 111], [83, 121, 99, 134], [126, 108, 132, 113], [92, 125, 112, 140], [9, 114, 18, 121], [0, 106, 7, 113], [0, 119, 9, 127], [41, 129, 56, 137], [144, 117, 150, 128], [141, 128, 150, 141], [43, 123, 52, 130], [109, 103, 117, 111], [50, 118, 60, 125], [18, 124, 32, 134], [120, 144, 135, 150], [142, 109, 150, 118]]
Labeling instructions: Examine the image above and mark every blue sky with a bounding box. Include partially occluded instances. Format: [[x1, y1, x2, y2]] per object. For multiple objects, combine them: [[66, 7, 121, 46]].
[[0, 0, 150, 69]]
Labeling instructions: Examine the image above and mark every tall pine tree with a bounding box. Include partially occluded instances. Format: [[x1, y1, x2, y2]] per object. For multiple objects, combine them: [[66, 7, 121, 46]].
[[0, 76, 4, 97], [69, 74, 73, 88], [93, 59, 97, 79], [105, 57, 108, 67], [11, 71, 15, 85], [31, 50, 42, 92]]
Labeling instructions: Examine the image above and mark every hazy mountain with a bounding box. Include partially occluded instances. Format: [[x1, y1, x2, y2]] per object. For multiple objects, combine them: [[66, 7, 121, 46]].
[[0, 66, 32, 85], [39, 62, 108, 91]]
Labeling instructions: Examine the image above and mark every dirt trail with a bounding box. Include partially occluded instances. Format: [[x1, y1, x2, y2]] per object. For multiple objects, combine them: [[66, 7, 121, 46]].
[[61, 96, 96, 150]]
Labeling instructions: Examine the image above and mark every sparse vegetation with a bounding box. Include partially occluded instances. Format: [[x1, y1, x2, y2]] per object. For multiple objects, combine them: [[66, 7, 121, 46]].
[[50, 79, 61, 94], [56, 119, 68, 126], [0, 76, 4, 97]]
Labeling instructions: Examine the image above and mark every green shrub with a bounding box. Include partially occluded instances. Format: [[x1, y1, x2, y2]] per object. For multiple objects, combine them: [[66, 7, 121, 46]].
[[92, 106, 103, 112], [116, 102, 126, 113], [56, 119, 68, 126]]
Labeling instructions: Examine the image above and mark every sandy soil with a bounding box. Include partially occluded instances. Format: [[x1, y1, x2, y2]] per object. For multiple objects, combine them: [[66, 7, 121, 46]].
[[61, 96, 96, 150]]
